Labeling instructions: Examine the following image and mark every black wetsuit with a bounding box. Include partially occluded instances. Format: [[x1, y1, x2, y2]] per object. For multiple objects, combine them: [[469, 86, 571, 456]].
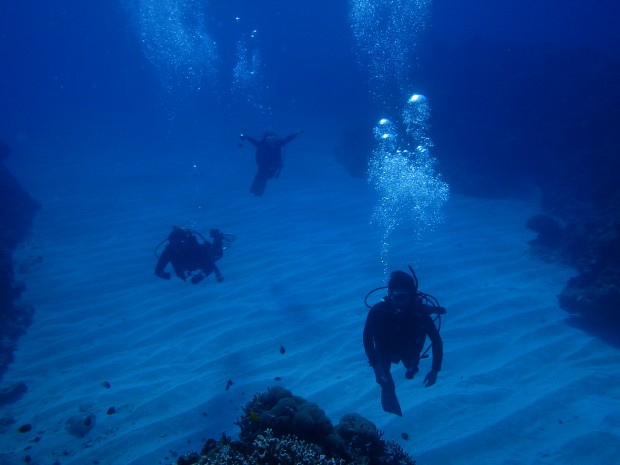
[[155, 234, 223, 283], [363, 299, 443, 374], [244, 133, 298, 196]]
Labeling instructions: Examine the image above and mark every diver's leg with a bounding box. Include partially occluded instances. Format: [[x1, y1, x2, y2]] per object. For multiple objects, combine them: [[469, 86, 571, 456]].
[[211, 235, 224, 261], [380, 371, 402, 416], [403, 337, 425, 379], [375, 357, 402, 416], [198, 243, 222, 282], [212, 263, 223, 282], [402, 352, 420, 380], [190, 273, 205, 284], [250, 173, 268, 196], [172, 263, 187, 281]]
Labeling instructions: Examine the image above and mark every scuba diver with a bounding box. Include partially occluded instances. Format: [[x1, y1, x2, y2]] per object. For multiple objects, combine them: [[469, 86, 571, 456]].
[[154, 226, 236, 284], [363, 267, 446, 416], [239, 129, 302, 196]]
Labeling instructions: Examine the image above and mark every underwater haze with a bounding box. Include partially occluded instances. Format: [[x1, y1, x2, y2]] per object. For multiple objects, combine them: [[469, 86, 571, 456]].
[[1, 1, 620, 464]]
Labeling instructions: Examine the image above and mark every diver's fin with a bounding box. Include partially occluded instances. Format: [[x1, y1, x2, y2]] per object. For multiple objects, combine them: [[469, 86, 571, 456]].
[[381, 385, 403, 416], [222, 233, 238, 250]]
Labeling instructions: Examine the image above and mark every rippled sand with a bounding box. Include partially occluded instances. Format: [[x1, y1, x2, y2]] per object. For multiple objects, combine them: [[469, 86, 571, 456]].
[[2, 148, 619, 465]]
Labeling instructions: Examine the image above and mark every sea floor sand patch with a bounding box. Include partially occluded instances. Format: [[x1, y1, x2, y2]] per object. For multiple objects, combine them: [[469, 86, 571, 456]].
[[2, 152, 619, 465]]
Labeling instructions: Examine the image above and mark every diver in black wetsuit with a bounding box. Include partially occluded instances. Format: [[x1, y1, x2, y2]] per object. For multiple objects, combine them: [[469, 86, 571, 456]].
[[240, 130, 302, 196], [155, 226, 225, 284], [363, 269, 445, 416]]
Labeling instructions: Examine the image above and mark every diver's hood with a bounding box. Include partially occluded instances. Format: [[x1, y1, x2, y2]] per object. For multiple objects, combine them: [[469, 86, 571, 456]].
[[388, 270, 417, 293]]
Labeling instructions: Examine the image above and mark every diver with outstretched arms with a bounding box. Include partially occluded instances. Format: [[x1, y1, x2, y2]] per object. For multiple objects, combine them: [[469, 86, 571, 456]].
[[239, 129, 302, 196]]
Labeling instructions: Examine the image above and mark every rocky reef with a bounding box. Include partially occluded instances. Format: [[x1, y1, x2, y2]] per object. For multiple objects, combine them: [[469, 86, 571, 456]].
[[0, 140, 40, 392], [416, 37, 620, 335], [526, 209, 620, 332], [177, 386, 415, 465], [532, 137, 620, 332]]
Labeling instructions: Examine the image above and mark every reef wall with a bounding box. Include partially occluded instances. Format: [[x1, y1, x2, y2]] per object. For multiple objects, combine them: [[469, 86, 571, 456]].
[[430, 41, 620, 333], [0, 140, 40, 391], [176, 386, 415, 465]]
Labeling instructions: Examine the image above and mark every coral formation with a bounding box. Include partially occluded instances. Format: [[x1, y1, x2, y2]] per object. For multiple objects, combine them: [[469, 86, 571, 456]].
[[527, 211, 620, 329], [418, 37, 620, 333], [177, 386, 416, 465]]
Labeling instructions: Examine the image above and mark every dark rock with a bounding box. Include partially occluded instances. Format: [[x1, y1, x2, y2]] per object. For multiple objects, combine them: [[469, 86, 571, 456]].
[[530, 211, 620, 330], [18, 423, 32, 433], [558, 270, 620, 327]]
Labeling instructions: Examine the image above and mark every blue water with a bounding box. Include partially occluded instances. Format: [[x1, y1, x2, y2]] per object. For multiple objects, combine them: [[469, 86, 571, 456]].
[[2, 0, 619, 197], [2, 1, 620, 463]]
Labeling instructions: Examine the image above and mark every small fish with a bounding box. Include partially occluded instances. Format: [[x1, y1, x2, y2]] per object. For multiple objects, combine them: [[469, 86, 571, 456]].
[[101, 381, 111, 389], [279, 345, 286, 355], [106, 407, 116, 415], [401, 432, 410, 440], [273, 376, 281, 381], [18, 424, 32, 433], [226, 379, 233, 391]]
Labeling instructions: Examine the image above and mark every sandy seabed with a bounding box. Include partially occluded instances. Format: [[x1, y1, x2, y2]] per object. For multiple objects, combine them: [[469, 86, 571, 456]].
[[2, 146, 620, 465]]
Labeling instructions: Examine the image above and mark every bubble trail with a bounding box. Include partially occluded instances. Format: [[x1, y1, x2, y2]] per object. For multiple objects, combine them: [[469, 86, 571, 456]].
[[368, 95, 449, 269]]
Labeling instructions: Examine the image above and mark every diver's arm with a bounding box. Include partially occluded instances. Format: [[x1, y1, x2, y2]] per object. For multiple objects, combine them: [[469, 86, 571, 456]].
[[171, 262, 187, 280], [282, 130, 302, 145], [209, 231, 224, 261], [242, 134, 259, 146], [155, 248, 171, 279], [364, 309, 391, 386], [212, 262, 223, 282], [424, 313, 443, 372], [420, 302, 447, 315], [363, 310, 379, 367]]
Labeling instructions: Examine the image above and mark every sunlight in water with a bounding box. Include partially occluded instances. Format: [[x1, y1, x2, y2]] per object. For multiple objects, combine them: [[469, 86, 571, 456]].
[[232, 22, 270, 116], [130, 0, 218, 91], [368, 95, 449, 269], [350, 1, 448, 268], [349, 0, 431, 100]]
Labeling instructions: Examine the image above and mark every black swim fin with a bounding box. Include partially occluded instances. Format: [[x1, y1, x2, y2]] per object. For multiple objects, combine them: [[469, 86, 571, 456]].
[[221, 233, 238, 250], [381, 385, 402, 416], [250, 174, 268, 196]]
